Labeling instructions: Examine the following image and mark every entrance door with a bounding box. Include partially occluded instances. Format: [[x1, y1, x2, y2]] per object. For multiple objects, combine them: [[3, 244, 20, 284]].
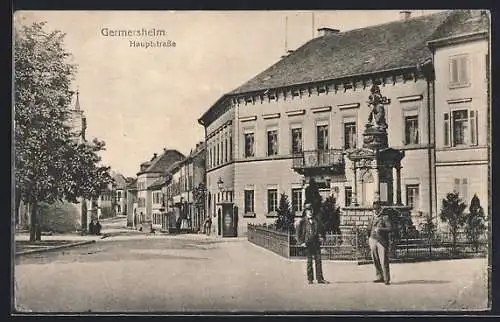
[[222, 203, 237, 237]]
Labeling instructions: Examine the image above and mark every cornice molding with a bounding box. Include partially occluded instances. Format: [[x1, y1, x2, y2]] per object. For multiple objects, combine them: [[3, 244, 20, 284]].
[[338, 103, 360, 110], [311, 106, 332, 114], [286, 109, 306, 117], [447, 97, 472, 104], [397, 94, 423, 103]]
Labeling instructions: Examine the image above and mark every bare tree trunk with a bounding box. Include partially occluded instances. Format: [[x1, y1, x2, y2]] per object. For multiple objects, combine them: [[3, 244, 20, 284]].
[[29, 201, 37, 242], [15, 191, 21, 227]]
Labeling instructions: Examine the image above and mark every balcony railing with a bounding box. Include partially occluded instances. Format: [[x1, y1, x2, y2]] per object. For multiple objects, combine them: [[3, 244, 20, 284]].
[[292, 149, 345, 172]]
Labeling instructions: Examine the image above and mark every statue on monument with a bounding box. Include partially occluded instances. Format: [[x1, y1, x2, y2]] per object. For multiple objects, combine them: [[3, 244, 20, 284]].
[[366, 84, 390, 130]]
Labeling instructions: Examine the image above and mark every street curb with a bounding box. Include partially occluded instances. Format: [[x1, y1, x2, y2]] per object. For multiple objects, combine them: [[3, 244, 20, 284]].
[[15, 240, 96, 256]]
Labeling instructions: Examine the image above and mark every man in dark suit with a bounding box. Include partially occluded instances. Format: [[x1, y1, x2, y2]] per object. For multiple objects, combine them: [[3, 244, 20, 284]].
[[367, 201, 392, 285], [296, 203, 328, 284]]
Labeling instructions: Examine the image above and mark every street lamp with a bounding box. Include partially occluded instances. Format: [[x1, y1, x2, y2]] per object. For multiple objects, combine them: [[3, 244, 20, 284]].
[[217, 177, 225, 202]]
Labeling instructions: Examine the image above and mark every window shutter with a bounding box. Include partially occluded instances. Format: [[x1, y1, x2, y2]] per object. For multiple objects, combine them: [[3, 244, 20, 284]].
[[444, 113, 450, 146], [470, 110, 478, 146], [459, 56, 469, 84], [341, 123, 345, 149], [450, 58, 458, 84]]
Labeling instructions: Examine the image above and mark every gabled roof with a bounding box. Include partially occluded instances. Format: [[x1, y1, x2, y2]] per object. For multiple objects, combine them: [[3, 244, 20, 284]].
[[112, 173, 128, 189], [198, 10, 488, 126], [148, 177, 166, 190], [137, 149, 185, 176]]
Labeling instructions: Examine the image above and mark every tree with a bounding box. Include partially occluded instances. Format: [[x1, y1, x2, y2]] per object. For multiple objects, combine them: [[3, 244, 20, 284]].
[[320, 195, 341, 234], [464, 194, 487, 252], [439, 192, 467, 254], [304, 178, 322, 217], [14, 21, 112, 241], [275, 193, 294, 232]]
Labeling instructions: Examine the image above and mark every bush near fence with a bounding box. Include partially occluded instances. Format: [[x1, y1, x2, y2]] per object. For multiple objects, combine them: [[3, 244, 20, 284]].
[[247, 224, 487, 262]]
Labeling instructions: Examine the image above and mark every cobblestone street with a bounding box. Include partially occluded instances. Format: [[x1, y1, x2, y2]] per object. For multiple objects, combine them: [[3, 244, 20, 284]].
[[14, 235, 489, 313]]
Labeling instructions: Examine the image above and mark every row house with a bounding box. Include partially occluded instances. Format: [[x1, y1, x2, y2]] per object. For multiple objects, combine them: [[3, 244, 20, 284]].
[[112, 172, 130, 216], [132, 148, 185, 232], [163, 142, 206, 232], [198, 10, 490, 236]]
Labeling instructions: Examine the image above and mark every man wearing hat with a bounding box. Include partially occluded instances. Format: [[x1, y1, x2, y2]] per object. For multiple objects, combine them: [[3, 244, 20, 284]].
[[367, 201, 392, 285], [296, 203, 328, 284]]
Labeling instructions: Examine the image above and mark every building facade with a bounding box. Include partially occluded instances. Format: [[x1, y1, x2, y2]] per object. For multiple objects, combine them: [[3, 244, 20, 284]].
[[164, 142, 206, 232], [198, 10, 490, 236], [135, 149, 185, 231], [429, 11, 490, 221]]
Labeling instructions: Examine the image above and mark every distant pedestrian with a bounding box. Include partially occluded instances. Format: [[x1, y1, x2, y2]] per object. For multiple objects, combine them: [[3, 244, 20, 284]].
[[95, 220, 102, 235], [88, 219, 96, 235], [205, 217, 212, 236], [367, 201, 392, 285], [296, 203, 328, 284]]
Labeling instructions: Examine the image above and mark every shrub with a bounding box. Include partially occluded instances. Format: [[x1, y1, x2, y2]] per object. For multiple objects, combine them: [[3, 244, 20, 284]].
[[439, 192, 467, 254], [320, 195, 341, 234], [464, 194, 487, 252], [275, 193, 294, 233]]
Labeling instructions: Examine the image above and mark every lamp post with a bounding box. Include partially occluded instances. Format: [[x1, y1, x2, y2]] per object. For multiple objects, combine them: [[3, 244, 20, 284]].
[[217, 177, 225, 201]]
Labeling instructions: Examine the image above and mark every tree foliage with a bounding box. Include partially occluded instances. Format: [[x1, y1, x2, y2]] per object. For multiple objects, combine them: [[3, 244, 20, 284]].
[[464, 194, 487, 252], [320, 195, 341, 234], [275, 193, 294, 232], [439, 192, 467, 254], [14, 21, 112, 241]]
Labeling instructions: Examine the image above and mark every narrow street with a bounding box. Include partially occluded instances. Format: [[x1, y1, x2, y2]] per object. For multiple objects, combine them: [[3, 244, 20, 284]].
[[14, 235, 488, 312]]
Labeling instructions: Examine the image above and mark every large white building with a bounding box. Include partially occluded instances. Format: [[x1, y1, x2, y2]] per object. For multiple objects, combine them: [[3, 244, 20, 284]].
[[198, 10, 490, 237]]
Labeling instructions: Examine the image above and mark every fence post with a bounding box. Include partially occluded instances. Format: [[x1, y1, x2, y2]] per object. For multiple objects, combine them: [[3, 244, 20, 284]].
[[287, 229, 290, 258], [354, 229, 358, 262]]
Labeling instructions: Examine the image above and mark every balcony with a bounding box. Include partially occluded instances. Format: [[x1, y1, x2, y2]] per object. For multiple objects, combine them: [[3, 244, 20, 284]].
[[292, 149, 345, 175]]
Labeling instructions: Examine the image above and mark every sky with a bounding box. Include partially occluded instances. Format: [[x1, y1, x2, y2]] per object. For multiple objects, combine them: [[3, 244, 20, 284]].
[[14, 10, 443, 178]]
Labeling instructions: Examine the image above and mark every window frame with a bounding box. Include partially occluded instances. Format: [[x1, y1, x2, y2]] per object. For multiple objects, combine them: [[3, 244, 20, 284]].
[[291, 188, 303, 214], [343, 121, 357, 149], [405, 184, 420, 209], [290, 126, 303, 155], [267, 188, 278, 215], [449, 54, 471, 88], [267, 129, 279, 156], [243, 131, 255, 158], [316, 123, 329, 152], [345, 186, 353, 207], [244, 189, 255, 214]]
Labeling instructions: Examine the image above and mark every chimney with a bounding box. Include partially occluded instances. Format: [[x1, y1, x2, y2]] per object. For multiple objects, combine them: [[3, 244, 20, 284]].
[[399, 11, 411, 21], [317, 27, 340, 37]]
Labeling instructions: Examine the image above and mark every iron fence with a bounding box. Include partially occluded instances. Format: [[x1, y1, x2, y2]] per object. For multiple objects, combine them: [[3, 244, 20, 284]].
[[247, 224, 488, 262], [247, 224, 290, 258]]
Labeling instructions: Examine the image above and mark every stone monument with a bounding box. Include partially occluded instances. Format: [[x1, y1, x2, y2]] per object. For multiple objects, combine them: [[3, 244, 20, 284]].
[[340, 84, 413, 239]]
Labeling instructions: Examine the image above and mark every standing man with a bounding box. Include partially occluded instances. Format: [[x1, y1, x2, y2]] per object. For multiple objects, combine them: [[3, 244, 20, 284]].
[[367, 201, 392, 285], [296, 203, 328, 284]]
